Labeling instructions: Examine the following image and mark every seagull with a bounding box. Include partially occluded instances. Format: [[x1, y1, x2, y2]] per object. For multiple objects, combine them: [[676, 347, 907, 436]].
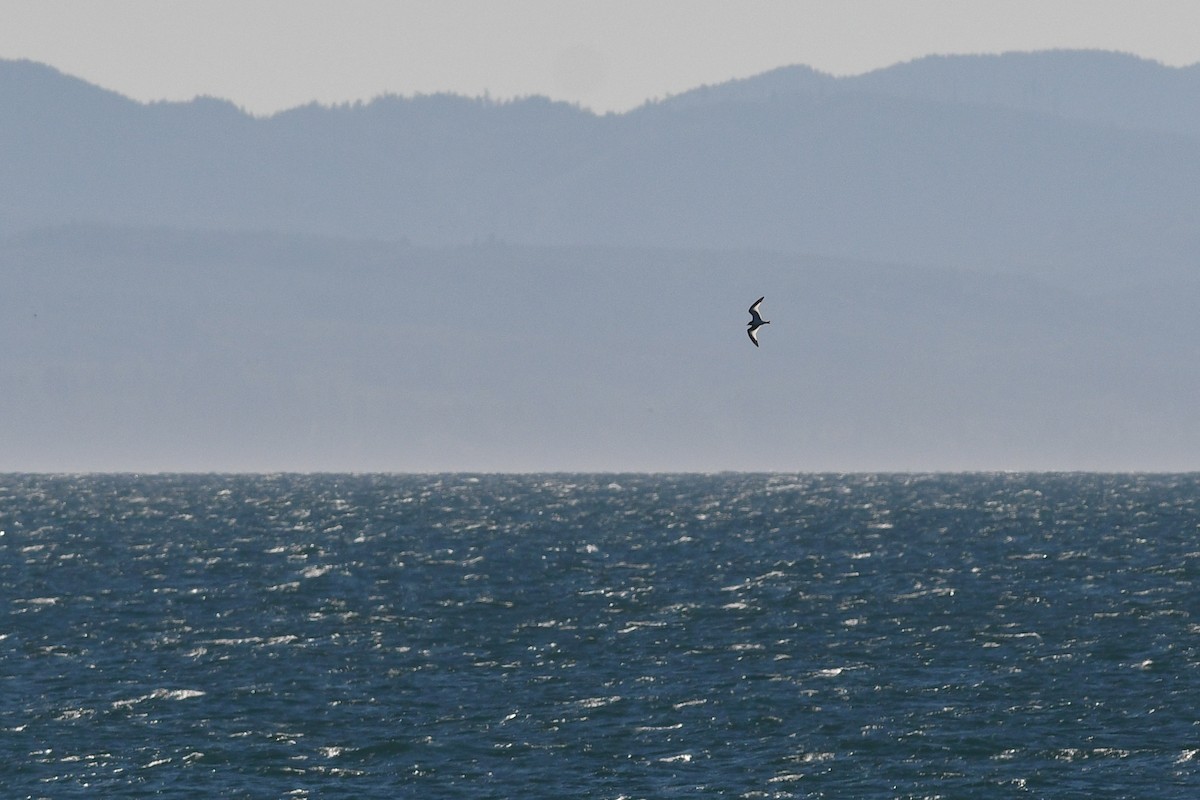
[[747, 296, 769, 347]]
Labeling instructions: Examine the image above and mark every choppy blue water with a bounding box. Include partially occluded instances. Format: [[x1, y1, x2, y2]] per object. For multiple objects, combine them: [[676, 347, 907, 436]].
[[2, 473, 1199, 798]]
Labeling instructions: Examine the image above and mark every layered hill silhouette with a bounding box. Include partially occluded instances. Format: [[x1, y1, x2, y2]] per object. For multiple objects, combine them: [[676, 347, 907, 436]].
[[3, 50, 1200, 471], [4, 50, 1200, 287], [6, 226, 1200, 472]]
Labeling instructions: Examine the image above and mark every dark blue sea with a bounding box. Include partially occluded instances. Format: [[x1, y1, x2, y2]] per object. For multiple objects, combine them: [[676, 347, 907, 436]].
[[2, 473, 1199, 798]]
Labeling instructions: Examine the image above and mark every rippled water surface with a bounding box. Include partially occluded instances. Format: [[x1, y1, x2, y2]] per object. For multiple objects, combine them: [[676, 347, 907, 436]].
[[2, 473, 1199, 797]]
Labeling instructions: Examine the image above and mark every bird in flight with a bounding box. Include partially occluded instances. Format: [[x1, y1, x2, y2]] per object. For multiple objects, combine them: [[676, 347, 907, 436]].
[[747, 296, 769, 347]]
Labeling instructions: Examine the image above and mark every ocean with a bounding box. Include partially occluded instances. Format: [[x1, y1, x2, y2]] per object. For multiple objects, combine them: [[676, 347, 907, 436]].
[[2, 473, 1198, 798]]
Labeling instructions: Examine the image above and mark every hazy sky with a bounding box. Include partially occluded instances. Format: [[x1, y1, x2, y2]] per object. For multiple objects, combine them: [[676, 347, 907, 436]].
[[4, 1, 1200, 115]]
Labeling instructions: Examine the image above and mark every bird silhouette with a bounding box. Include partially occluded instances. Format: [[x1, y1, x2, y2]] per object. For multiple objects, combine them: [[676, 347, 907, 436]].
[[747, 296, 769, 347]]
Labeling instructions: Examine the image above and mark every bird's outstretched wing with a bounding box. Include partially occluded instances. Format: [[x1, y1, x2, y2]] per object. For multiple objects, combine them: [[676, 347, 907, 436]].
[[747, 327, 760, 347], [748, 296, 765, 324]]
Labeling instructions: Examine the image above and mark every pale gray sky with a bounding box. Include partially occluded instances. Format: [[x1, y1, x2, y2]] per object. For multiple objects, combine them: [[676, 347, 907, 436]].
[[3, 1, 1200, 114]]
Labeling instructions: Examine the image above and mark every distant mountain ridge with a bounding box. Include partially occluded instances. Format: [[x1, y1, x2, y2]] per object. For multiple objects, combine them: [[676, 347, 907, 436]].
[[660, 50, 1200, 136], [3, 50, 1200, 288], [9, 49, 1199, 132]]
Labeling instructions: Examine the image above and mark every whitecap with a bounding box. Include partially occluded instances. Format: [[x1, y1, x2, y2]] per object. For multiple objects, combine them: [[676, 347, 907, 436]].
[[769, 773, 806, 783], [672, 699, 707, 710], [658, 753, 692, 764], [576, 695, 621, 709], [113, 688, 206, 709]]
